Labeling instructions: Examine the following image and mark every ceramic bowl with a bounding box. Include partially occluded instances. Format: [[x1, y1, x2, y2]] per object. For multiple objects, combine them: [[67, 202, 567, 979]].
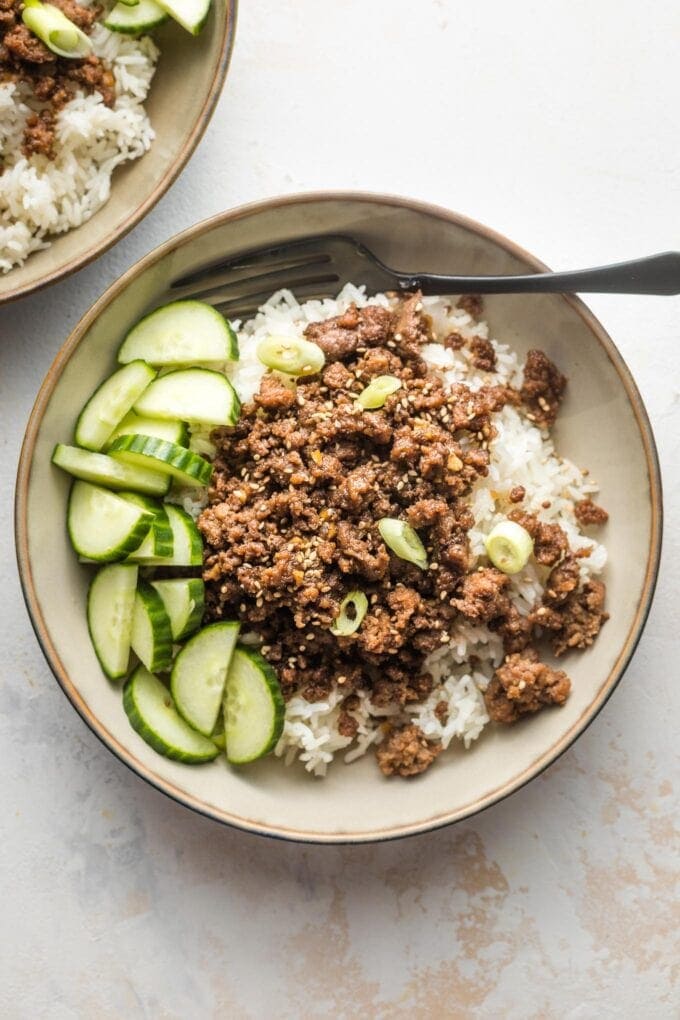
[[15, 193, 662, 843], [0, 2, 237, 305]]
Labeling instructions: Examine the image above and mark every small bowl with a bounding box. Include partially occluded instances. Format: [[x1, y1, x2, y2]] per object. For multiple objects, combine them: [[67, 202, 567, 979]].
[[0, 3, 237, 305], [15, 193, 662, 843]]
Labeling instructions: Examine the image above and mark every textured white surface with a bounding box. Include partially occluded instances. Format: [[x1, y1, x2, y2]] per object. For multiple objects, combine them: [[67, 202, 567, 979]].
[[1, 0, 679, 1015]]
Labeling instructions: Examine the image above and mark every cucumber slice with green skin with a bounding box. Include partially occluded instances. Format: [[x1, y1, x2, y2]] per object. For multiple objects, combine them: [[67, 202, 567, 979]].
[[150, 578, 205, 641], [171, 621, 240, 735], [124, 666, 219, 763], [224, 647, 285, 764], [119, 493, 174, 558], [108, 434, 212, 488], [117, 0, 140, 7], [118, 301, 238, 366], [104, 0, 168, 33], [211, 712, 226, 750], [129, 503, 202, 566], [130, 580, 174, 674], [68, 481, 154, 561], [74, 361, 157, 452], [87, 564, 138, 679], [52, 444, 170, 497], [106, 413, 189, 450], [155, 0, 210, 35], [133, 368, 240, 427]]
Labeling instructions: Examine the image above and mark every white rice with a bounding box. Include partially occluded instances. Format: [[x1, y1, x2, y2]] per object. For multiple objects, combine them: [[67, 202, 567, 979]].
[[0, 13, 158, 274], [196, 285, 608, 776]]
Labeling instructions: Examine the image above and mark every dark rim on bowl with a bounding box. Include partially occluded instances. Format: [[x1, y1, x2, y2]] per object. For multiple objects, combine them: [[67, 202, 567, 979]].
[[0, 2, 238, 307], [14, 192, 663, 843]]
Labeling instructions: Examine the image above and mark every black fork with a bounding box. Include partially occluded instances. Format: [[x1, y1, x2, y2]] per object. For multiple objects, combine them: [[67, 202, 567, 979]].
[[170, 235, 680, 320]]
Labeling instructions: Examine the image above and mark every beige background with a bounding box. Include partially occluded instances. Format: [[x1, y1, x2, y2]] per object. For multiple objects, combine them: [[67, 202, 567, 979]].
[[1, 0, 679, 1015]]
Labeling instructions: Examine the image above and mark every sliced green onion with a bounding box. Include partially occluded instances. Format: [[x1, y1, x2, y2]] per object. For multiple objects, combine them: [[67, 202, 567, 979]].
[[330, 590, 368, 636], [22, 0, 93, 58], [256, 335, 325, 377], [356, 375, 402, 409], [484, 520, 534, 574], [378, 517, 428, 570]]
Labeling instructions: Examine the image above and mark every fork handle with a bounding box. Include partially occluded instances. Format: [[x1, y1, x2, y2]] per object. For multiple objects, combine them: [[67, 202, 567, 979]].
[[397, 251, 680, 296]]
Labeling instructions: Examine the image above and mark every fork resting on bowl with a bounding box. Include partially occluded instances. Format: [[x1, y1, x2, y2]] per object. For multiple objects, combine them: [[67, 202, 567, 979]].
[[170, 235, 680, 319]]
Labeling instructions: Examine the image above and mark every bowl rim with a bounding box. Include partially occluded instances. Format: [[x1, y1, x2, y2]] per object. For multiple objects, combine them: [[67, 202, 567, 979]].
[[0, 1, 238, 307], [14, 190, 664, 844]]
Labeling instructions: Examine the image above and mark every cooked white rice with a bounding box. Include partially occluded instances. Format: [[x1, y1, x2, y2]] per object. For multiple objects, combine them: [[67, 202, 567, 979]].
[[194, 284, 608, 776], [0, 14, 157, 273]]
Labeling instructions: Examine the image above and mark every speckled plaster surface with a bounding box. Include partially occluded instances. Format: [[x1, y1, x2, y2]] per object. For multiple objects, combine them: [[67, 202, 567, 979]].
[[1, 1, 679, 1016]]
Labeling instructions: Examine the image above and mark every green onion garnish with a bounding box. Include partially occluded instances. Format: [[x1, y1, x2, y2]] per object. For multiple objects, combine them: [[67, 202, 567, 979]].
[[356, 375, 402, 409], [330, 590, 368, 636], [378, 517, 428, 570], [22, 0, 93, 59], [484, 520, 534, 574], [256, 335, 325, 377]]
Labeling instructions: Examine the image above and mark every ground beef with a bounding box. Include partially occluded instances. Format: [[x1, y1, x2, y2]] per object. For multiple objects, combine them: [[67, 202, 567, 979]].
[[508, 510, 569, 567], [452, 567, 510, 623], [574, 498, 609, 527], [543, 556, 581, 605], [541, 579, 608, 656], [337, 711, 359, 738], [253, 373, 297, 412], [457, 294, 483, 317], [200, 294, 518, 734], [199, 292, 607, 775], [520, 349, 567, 428], [484, 647, 571, 723], [304, 304, 393, 362], [50, 0, 96, 30], [442, 330, 466, 351], [22, 108, 55, 158], [376, 724, 442, 777], [0, 0, 115, 161], [469, 335, 497, 372], [434, 700, 448, 723], [4, 22, 52, 63]]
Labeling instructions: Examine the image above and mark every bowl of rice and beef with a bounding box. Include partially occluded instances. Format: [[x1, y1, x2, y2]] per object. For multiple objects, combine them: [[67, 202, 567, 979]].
[[0, 0, 237, 303], [16, 193, 662, 842]]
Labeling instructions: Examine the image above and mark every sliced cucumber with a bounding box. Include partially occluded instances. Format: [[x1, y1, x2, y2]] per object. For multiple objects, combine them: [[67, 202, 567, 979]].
[[87, 564, 138, 679], [124, 666, 219, 763], [171, 621, 240, 735], [104, 0, 168, 33], [117, 0, 140, 7], [68, 481, 154, 561], [118, 301, 238, 366], [156, 0, 211, 35], [130, 580, 174, 674], [150, 578, 205, 641], [129, 503, 202, 566], [74, 361, 156, 452], [211, 712, 226, 750], [133, 369, 240, 427], [224, 647, 284, 764], [120, 493, 174, 558], [53, 444, 170, 497], [106, 412, 189, 450], [108, 434, 212, 488]]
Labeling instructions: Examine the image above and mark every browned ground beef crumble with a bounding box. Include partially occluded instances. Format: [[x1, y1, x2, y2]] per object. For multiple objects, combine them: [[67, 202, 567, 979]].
[[198, 294, 609, 777], [0, 0, 114, 160]]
